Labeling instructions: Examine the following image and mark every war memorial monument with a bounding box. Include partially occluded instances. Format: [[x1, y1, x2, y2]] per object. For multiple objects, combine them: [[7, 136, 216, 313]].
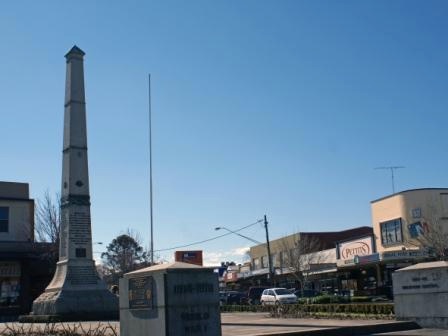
[[22, 46, 118, 321]]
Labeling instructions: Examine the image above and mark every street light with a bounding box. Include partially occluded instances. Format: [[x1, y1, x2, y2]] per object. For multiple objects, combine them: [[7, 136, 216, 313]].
[[214, 227, 262, 245]]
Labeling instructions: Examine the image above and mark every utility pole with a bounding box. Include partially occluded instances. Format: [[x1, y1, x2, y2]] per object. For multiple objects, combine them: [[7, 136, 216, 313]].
[[264, 215, 274, 285], [375, 166, 405, 194]]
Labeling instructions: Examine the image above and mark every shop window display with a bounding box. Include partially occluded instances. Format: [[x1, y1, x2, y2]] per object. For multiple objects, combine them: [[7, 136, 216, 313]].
[[380, 218, 403, 245], [0, 278, 20, 307]]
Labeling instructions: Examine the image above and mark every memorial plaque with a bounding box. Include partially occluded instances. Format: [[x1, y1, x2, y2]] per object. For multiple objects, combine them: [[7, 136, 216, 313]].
[[129, 276, 154, 309]]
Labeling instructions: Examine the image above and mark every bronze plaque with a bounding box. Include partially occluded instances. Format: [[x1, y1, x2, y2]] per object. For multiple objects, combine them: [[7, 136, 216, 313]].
[[129, 276, 154, 309]]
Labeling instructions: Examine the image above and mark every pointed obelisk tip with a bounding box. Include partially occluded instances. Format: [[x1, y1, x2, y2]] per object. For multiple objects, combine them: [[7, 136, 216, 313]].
[[65, 45, 85, 59]]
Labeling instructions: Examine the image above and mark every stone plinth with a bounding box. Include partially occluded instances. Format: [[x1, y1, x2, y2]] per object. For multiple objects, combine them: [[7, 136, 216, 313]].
[[392, 261, 448, 328], [119, 262, 221, 336]]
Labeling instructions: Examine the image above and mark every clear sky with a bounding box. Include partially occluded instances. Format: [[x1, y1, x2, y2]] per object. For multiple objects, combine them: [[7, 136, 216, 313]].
[[1, 1, 448, 265]]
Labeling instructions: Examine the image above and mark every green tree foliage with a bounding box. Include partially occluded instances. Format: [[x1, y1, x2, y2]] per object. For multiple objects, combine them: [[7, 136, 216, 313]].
[[101, 232, 149, 284]]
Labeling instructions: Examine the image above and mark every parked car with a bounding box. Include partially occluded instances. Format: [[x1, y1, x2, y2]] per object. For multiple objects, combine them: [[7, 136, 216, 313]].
[[219, 291, 246, 305], [219, 291, 227, 306], [293, 289, 318, 298], [260, 288, 298, 305], [240, 286, 269, 305], [226, 291, 246, 305]]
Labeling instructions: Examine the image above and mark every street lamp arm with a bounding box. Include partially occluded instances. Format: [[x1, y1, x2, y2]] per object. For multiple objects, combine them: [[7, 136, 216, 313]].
[[214, 227, 262, 245]]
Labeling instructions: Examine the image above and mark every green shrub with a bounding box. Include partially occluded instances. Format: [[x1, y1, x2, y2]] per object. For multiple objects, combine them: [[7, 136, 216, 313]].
[[220, 302, 394, 318], [310, 295, 349, 304], [350, 296, 372, 303]]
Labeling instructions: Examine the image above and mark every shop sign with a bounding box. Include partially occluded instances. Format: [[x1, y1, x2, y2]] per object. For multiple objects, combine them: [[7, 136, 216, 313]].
[[225, 272, 238, 282], [0, 262, 21, 277], [354, 253, 380, 265], [381, 250, 429, 261], [385, 263, 412, 269], [338, 236, 373, 261]]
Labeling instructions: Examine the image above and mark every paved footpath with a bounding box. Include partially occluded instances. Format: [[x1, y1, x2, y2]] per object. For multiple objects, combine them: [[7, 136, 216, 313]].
[[0, 313, 442, 335], [221, 313, 419, 335]]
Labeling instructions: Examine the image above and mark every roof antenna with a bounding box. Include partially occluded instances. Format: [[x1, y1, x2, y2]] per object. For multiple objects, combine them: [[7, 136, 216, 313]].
[[375, 166, 405, 194]]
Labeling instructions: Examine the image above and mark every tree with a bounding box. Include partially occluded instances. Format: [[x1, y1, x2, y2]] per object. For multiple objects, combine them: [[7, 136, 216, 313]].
[[406, 203, 448, 260], [35, 191, 60, 244], [279, 233, 325, 295], [101, 229, 151, 285], [417, 223, 448, 260], [34, 191, 60, 264]]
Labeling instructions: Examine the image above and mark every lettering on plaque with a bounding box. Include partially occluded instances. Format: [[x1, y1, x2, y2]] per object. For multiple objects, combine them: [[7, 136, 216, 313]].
[[129, 276, 154, 309], [67, 266, 99, 285], [69, 211, 92, 245]]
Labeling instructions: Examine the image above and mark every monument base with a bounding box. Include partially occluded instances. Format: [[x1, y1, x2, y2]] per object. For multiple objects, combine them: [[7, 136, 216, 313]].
[[392, 261, 448, 329], [19, 289, 118, 323]]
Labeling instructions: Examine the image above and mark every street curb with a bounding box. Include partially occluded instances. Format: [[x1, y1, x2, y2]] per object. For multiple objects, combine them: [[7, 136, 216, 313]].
[[222, 321, 420, 336]]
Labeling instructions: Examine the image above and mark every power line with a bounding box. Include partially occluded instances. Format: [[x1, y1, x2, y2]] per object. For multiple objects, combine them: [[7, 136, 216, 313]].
[[154, 219, 264, 252]]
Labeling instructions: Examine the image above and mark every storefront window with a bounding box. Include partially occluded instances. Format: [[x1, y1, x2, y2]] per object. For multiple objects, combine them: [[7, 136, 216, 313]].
[[272, 253, 279, 267], [252, 258, 260, 270], [0, 262, 21, 307], [380, 218, 403, 245], [0, 207, 9, 232], [341, 278, 358, 291], [280, 251, 289, 267], [0, 278, 20, 307], [261, 255, 269, 268]]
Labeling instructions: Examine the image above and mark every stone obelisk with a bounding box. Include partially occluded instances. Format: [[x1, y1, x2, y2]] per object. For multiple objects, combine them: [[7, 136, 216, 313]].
[[29, 46, 118, 321]]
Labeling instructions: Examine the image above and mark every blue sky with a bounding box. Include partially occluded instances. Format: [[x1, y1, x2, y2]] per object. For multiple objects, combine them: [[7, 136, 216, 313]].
[[1, 1, 448, 265]]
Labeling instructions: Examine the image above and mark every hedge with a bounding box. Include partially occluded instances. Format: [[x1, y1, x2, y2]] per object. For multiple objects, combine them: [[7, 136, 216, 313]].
[[221, 303, 394, 318], [297, 295, 373, 304]]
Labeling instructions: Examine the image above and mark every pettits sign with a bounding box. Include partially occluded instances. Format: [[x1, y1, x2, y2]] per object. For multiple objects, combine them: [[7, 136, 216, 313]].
[[338, 236, 373, 261]]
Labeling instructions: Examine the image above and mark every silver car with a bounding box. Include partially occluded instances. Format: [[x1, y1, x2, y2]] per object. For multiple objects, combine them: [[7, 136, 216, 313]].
[[260, 288, 298, 305]]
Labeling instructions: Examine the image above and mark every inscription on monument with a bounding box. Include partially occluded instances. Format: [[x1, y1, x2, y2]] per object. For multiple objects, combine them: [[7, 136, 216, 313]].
[[173, 283, 214, 295], [129, 276, 154, 309], [69, 211, 91, 245], [60, 213, 68, 258], [67, 266, 99, 286]]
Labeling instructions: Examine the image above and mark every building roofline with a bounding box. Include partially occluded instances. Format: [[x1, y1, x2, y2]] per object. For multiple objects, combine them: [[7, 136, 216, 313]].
[[299, 226, 372, 235], [249, 226, 373, 250], [335, 234, 374, 245], [0, 197, 34, 202], [371, 188, 448, 204]]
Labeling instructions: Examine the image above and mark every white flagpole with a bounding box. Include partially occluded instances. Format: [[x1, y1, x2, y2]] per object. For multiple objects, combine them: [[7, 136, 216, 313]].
[[149, 74, 154, 264]]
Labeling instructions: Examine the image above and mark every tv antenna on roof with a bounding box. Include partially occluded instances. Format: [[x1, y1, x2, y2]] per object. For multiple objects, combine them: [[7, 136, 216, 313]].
[[375, 166, 405, 194]]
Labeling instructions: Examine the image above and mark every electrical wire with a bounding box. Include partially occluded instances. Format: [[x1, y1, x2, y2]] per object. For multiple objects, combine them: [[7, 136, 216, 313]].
[[154, 219, 264, 252]]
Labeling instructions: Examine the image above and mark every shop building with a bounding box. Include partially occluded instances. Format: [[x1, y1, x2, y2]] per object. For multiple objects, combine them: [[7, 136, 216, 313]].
[[0, 181, 55, 320], [225, 188, 448, 297], [336, 234, 381, 296], [247, 226, 372, 289], [335, 188, 448, 298], [371, 188, 448, 296]]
